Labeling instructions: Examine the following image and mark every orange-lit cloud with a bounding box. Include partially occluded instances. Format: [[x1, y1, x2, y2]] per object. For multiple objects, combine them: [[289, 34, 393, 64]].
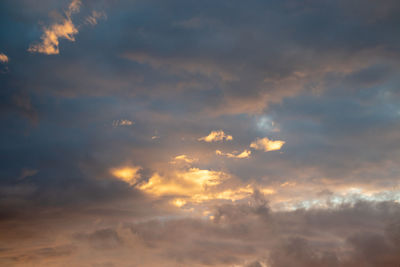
[[0, 53, 8, 63], [250, 137, 285, 152], [216, 149, 251, 159], [28, 0, 81, 55], [110, 166, 141, 186], [135, 165, 275, 208], [28, 0, 105, 55], [198, 130, 233, 142], [138, 168, 226, 198]]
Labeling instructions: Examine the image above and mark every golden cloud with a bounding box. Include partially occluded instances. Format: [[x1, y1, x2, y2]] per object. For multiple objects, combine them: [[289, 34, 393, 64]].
[[136, 166, 275, 208], [215, 149, 251, 159], [250, 137, 285, 152], [198, 130, 233, 142], [110, 166, 141, 186], [138, 168, 226, 197], [28, 0, 104, 55], [28, 0, 80, 55]]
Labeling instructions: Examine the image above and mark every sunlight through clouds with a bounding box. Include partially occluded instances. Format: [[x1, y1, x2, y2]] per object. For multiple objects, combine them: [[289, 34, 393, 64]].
[[216, 149, 251, 159], [198, 130, 233, 142], [110, 166, 141, 186], [250, 137, 285, 152], [3, 0, 400, 265]]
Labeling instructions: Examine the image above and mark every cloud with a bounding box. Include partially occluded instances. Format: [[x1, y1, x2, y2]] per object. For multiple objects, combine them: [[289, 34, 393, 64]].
[[170, 154, 197, 164], [0, 53, 8, 63], [19, 169, 38, 180], [124, 52, 237, 82], [135, 162, 275, 208], [110, 166, 141, 185], [198, 130, 233, 142], [2, 0, 400, 266], [112, 119, 134, 127], [7, 199, 396, 267], [250, 137, 285, 152], [138, 168, 228, 201], [28, 0, 81, 55], [216, 149, 251, 159], [27, 0, 105, 55], [67, 0, 81, 15], [85, 11, 107, 26]]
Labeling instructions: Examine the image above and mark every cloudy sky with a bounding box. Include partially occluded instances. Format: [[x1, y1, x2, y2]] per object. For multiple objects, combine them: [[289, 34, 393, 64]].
[[1, 0, 400, 266]]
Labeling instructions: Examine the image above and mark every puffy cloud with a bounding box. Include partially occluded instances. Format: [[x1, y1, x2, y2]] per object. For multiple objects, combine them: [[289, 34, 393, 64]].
[[0, 53, 8, 63], [138, 168, 228, 201], [250, 137, 285, 152], [198, 130, 233, 142], [135, 162, 275, 208], [216, 149, 251, 159]]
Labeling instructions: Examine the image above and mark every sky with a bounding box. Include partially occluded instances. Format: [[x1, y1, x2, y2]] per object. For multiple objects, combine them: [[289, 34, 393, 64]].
[[1, 0, 400, 266]]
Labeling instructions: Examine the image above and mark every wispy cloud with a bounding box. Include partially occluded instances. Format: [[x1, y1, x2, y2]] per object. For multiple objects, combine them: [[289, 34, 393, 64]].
[[250, 137, 285, 152], [170, 154, 197, 164], [85, 11, 106, 26], [19, 169, 38, 180], [198, 130, 233, 142]]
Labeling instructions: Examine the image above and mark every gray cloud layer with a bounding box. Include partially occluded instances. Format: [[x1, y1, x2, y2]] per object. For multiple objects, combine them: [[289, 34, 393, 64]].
[[1, 0, 400, 265]]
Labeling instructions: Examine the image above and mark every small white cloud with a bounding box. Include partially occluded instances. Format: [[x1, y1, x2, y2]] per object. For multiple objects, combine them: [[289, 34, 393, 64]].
[[0, 53, 8, 63], [250, 137, 285, 152], [198, 130, 233, 142], [215, 149, 251, 159], [113, 119, 134, 127]]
